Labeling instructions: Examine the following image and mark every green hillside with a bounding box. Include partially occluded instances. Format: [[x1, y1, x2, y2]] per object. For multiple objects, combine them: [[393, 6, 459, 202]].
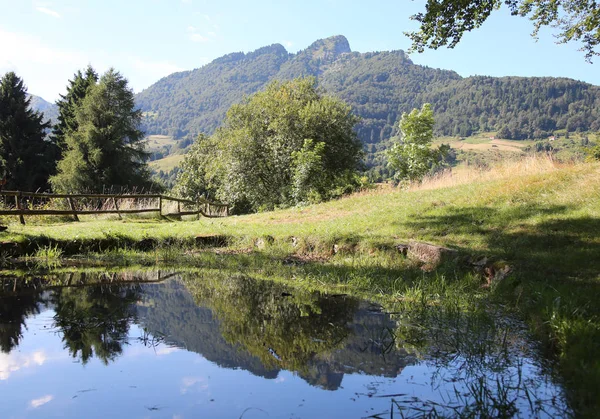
[[136, 35, 600, 156]]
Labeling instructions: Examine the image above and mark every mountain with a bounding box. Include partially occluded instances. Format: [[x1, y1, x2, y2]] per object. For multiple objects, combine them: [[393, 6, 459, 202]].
[[28, 94, 58, 124], [136, 35, 600, 158]]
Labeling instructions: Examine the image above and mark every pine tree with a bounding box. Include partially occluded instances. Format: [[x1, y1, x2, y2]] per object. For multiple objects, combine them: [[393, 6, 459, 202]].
[[52, 66, 98, 155], [50, 69, 152, 193], [0, 72, 56, 191]]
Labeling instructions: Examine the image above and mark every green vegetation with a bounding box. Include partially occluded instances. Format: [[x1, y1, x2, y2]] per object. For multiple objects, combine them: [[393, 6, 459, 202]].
[[2, 158, 598, 414], [50, 68, 153, 193], [0, 72, 57, 190], [136, 35, 600, 170], [175, 78, 363, 211], [407, 0, 600, 61], [387, 103, 449, 182], [51, 66, 98, 156]]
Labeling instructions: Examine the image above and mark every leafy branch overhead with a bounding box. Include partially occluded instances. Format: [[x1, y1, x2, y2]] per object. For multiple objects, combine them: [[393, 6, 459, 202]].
[[407, 0, 600, 61]]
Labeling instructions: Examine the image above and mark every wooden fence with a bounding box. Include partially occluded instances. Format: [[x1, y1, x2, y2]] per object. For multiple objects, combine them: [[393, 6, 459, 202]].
[[0, 191, 229, 225]]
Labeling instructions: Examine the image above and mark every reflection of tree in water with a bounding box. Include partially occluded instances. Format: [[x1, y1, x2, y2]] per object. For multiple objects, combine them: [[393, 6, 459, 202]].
[[185, 275, 359, 377], [0, 291, 43, 353], [384, 303, 569, 417], [51, 283, 141, 365]]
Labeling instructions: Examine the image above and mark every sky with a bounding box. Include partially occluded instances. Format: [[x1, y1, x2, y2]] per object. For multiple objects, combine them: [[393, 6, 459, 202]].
[[1, 0, 598, 102]]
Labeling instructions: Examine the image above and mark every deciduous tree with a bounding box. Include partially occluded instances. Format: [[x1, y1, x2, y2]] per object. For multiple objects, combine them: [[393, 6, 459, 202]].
[[178, 77, 363, 212], [386, 103, 448, 182], [407, 0, 600, 62]]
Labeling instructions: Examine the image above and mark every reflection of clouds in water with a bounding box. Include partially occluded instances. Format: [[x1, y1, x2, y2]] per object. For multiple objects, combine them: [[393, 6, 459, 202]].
[[274, 376, 286, 384], [156, 346, 180, 356], [180, 376, 209, 394], [29, 394, 53, 408], [0, 350, 47, 380]]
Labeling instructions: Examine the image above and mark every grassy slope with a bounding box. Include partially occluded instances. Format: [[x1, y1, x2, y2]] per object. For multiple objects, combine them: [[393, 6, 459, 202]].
[[5, 160, 598, 250], [2, 160, 600, 415], [148, 154, 185, 172]]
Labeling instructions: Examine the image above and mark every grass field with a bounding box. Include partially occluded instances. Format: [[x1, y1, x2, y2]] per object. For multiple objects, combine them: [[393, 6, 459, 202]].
[[2, 156, 600, 415], [143, 134, 177, 153], [436, 132, 533, 154], [148, 153, 186, 172]]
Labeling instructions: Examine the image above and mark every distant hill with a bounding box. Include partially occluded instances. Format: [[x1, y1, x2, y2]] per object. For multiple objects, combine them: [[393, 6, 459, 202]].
[[136, 35, 600, 159], [28, 94, 58, 124]]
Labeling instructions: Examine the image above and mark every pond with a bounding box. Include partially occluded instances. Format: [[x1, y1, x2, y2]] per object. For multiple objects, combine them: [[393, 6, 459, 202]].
[[0, 270, 570, 418]]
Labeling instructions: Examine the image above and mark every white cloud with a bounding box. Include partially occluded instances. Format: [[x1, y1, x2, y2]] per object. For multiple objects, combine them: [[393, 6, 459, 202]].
[[0, 28, 89, 100], [36, 7, 61, 18], [0, 350, 47, 380], [30, 395, 53, 408], [180, 376, 209, 394], [284, 40, 293, 48], [190, 33, 209, 43], [187, 26, 210, 43], [155, 346, 180, 356]]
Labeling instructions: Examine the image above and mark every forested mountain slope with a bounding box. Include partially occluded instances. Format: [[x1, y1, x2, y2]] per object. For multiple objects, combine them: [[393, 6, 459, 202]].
[[136, 35, 600, 147]]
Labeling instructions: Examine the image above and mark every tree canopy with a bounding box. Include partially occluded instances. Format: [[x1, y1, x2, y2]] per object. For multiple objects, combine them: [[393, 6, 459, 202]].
[[175, 77, 363, 212], [52, 66, 98, 155], [50, 69, 152, 193], [406, 0, 600, 62], [0, 72, 56, 191], [387, 103, 448, 182]]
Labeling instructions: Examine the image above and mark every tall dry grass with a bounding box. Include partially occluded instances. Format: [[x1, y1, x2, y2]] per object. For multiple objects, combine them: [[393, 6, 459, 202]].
[[409, 154, 563, 192]]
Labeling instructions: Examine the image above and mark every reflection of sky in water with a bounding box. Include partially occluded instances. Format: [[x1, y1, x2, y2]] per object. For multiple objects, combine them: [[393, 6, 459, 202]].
[[0, 284, 570, 418]]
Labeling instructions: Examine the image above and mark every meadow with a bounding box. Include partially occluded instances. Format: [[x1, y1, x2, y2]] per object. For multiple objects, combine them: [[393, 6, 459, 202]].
[[1, 155, 600, 415]]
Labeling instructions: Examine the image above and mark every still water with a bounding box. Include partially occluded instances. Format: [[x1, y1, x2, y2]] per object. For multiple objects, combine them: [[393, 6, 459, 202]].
[[0, 270, 569, 418]]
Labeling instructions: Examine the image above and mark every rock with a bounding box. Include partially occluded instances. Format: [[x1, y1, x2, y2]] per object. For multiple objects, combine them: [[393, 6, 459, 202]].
[[483, 261, 512, 287], [255, 235, 274, 249], [195, 234, 228, 247], [395, 243, 410, 256], [407, 241, 459, 266]]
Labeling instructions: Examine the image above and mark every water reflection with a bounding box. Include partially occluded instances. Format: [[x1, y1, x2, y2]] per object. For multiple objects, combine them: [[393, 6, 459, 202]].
[[0, 271, 570, 418]]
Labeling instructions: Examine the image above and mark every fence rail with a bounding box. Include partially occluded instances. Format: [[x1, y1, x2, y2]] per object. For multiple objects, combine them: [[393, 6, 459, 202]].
[[0, 190, 229, 224]]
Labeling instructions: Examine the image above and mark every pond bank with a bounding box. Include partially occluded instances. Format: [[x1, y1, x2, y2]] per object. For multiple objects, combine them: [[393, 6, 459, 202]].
[[1, 161, 599, 416]]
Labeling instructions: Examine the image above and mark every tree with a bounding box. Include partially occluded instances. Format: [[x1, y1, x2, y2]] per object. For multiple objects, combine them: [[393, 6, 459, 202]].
[[386, 103, 448, 182], [50, 69, 152, 193], [0, 72, 56, 190], [174, 133, 218, 200], [179, 77, 363, 212], [52, 66, 98, 155], [406, 0, 600, 62]]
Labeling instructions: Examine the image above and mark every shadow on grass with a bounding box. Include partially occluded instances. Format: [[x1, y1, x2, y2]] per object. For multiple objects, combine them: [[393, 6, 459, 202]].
[[401, 203, 600, 416]]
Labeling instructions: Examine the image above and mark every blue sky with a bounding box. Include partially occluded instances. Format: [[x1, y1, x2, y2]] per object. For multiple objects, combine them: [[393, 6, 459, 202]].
[[1, 0, 598, 101]]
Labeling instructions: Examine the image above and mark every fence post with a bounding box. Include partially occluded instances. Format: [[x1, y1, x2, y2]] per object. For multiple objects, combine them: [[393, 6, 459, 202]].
[[112, 197, 122, 220], [67, 197, 79, 221], [15, 192, 25, 225], [158, 196, 162, 217]]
